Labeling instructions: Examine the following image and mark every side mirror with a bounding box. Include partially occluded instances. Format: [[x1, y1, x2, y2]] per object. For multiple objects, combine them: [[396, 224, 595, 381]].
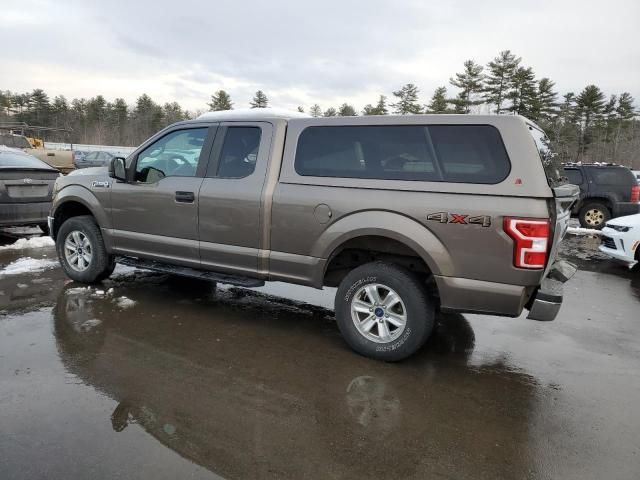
[[109, 157, 127, 182]]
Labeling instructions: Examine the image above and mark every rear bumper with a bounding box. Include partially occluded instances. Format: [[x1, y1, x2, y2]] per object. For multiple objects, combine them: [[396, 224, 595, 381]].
[[0, 201, 51, 226], [526, 260, 577, 321], [613, 202, 640, 218], [436, 260, 577, 321]]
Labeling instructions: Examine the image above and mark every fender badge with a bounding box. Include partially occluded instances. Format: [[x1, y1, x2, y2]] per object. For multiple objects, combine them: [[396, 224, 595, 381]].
[[91, 181, 110, 188]]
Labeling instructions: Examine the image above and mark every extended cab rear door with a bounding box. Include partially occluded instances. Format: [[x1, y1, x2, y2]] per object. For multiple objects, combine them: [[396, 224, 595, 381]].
[[198, 121, 273, 276]]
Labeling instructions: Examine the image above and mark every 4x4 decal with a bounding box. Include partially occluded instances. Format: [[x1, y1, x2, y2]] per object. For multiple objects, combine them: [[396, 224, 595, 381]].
[[426, 212, 492, 227]]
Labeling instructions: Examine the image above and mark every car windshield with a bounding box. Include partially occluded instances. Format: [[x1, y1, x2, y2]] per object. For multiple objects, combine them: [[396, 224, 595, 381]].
[[0, 150, 54, 169], [0, 134, 32, 149], [528, 124, 567, 187]]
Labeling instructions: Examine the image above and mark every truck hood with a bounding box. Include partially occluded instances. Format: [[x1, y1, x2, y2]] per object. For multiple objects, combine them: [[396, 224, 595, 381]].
[[67, 167, 108, 176], [607, 213, 640, 228], [56, 167, 111, 191]]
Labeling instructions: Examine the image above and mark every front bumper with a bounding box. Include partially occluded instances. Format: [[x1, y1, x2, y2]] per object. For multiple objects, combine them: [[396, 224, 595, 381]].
[[526, 260, 577, 321], [598, 228, 637, 267], [0, 201, 52, 227]]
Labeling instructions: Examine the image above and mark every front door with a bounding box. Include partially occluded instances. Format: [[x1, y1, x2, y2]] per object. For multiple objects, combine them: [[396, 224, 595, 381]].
[[110, 125, 216, 267]]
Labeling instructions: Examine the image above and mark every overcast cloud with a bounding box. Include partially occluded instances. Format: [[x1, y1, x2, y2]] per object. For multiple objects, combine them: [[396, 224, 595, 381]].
[[2, 0, 639, 111]]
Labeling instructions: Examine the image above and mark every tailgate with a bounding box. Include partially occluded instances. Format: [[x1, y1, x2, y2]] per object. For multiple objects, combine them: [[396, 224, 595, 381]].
[[545, 183, 579, 275]]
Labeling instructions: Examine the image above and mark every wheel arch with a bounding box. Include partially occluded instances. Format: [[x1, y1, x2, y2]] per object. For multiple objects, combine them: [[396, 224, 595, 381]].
[[51, 186, 110, 240], [315, 211, 452, 287]]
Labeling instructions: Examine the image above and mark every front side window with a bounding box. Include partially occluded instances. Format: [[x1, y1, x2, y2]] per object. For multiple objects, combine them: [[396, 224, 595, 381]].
[[216, 127, 261, 178], [294, 125, 510, 184], [135, 128, 207, 183]]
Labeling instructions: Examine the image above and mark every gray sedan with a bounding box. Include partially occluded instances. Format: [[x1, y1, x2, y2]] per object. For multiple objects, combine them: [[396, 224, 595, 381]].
[[0, 146, 60, 233]]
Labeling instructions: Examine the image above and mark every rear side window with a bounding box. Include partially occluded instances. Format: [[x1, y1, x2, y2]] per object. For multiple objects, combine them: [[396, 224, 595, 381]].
[[217, 127, 262, 178], [589, 167, 635, 186], [294, 125, 510, 184], [563, 168, 583, 185]]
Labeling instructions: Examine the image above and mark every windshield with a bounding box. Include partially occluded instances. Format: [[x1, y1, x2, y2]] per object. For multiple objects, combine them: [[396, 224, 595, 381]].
[[0, 150, 54, 169], [0, 134, 32, 149], [528, 124, 567, 187]]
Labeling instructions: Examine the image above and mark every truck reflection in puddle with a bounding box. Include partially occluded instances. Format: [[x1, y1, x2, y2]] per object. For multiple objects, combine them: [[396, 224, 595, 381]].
[[51, 273, 543, 479]]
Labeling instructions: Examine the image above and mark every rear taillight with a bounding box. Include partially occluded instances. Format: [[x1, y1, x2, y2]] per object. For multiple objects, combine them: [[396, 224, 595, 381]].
[[631, 185, 639, 203], [504, 217, 550, 269]]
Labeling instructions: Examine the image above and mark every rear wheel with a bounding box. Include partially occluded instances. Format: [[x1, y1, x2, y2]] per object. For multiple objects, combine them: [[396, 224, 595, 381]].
[[579, 202, 611, 229], [335, 262, 434, 361], [56, 215, 114, 283]]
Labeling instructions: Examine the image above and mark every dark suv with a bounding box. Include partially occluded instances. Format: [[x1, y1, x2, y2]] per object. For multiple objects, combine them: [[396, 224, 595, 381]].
[[563, 164, 640, 228]]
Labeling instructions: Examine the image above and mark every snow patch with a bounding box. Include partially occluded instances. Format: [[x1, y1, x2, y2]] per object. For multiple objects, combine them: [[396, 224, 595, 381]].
[[0, 236, 54, 251], [66, 287, 90, 295], [0, 257, 59, 277], [112, 264, 145, 277], [116, 296, 136, 309], [80, 319, 102, 331], [567, 227, 603, 236]]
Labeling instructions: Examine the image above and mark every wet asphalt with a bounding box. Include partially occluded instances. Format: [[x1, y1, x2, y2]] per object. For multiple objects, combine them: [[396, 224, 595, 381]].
[[0, 229, 639, 479]]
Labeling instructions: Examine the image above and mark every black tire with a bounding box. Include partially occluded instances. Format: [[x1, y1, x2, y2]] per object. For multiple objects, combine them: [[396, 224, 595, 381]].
[[56, 215, 114, 283], [578, 202, 611, 229], [335, 262, 435, 361]]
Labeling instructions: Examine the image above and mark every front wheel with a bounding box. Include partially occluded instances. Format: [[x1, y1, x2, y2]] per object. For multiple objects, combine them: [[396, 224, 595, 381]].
[[335, 262, 435, 361], [56, 215, 114, 283]]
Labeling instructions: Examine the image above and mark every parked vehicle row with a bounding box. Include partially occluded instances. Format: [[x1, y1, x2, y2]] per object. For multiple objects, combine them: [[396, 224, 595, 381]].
[[0, 132, 75, 173], [48, 109, 579, 360], [73, 150, 119, 169]]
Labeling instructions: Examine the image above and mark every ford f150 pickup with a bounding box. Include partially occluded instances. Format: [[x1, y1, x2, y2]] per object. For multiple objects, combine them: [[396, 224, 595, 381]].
[[49, 109, 578, 360]]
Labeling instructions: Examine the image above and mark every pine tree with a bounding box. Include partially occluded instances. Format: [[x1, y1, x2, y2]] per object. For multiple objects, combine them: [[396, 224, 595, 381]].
[[616, 92, 636, 121], [250, 90, 269, 108], [483, 50, 520, 113], [505, 66, 537, 117], [576, 85, 606, 158], [323, 107, 337, 117], [426, 87, 449, 113], [28, 89, 51, 125], [391, 84, 422, 114], [449, 60, 484, 113], [612, 92, 637, 163], [338, 103, 357, 116], [532, 77, 558, 121], [309, 104, 322, 117], [297, 106, 304, 113], [363, 95, 389, 115], [208, 90, 233, 111]]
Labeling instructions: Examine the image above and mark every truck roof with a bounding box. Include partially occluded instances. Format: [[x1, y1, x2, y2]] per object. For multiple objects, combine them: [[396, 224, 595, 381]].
[[195, 109, 532, 126], [196, 108, 310, 122]]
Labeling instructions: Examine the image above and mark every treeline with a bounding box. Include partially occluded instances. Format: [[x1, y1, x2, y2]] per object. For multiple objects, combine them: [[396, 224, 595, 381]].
[[1, 50, 638, 166]]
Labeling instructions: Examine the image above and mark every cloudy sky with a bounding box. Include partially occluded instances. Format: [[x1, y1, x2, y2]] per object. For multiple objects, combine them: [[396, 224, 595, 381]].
[[2, 0, 638, 112]]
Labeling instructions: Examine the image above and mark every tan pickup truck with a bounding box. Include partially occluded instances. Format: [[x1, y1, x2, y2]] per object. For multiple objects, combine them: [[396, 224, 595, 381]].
[[0, 133, 74, 173], [48, 109, 579, 361]]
